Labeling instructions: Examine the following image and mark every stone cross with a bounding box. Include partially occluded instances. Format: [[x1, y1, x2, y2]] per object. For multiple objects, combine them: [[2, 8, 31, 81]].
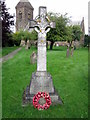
[[23, 6, 63, 106], [29, 6, 55, 72]]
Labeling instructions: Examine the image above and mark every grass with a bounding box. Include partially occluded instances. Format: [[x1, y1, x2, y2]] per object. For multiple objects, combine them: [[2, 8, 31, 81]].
[[0, 46, 19, 58], [2, 46, 88, 118], [0, 61, 2, 120]]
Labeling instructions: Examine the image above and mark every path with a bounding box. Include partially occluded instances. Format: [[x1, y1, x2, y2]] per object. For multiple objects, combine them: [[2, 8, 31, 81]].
[[0, 47, 22, 63]]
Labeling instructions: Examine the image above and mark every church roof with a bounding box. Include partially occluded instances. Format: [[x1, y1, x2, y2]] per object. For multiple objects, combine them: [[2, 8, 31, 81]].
[[16, 0, 34, 10]]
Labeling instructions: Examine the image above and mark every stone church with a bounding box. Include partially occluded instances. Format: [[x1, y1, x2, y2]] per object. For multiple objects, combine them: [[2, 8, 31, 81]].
[[15, 0, 85, 46], [15, 0, 34, 31]]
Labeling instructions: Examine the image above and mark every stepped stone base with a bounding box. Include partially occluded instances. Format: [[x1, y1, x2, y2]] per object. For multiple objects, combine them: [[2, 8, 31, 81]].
[[22, 72, 63, 106]]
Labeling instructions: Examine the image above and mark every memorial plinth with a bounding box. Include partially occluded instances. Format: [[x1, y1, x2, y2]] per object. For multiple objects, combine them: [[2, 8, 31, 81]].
[[23, 6, 62, 106]]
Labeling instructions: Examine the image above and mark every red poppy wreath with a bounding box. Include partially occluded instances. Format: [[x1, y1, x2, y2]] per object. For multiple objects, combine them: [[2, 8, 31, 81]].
[[33, 92, 51, 110]]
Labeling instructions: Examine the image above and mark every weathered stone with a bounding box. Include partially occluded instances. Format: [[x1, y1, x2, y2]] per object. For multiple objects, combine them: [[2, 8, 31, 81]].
[[20, 40, 25, 46], [66, 45, 70, 58], [30, 52, 37, 64], [22, 82, 63, 105], [39, 98, 46, 105], [15, 0, 34, 31], [71, 45, 74, 57], [54, 41, 69, 47], [29, 72, 54, 94], [22, 6, 63, 107], [25, 40, 31, 49]]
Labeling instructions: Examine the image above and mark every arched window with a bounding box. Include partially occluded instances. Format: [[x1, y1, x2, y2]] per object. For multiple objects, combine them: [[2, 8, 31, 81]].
[[19, 11, 22, 20]]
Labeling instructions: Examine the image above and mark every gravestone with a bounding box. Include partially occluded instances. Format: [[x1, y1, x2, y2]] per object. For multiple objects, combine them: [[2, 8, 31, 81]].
[[30, 51, 37, 64], [25, 40, 31, 49], [71, 45, 74, 57], [66, 45, 70, 58], [20, 40, 25, 46], [23, 6, 62, 106]]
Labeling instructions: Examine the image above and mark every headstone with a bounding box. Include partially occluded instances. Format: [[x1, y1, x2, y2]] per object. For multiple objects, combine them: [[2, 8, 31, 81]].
[[25, 40, 31, 49], [30, 51, 37, 64], [66, 45, 70, 58], [20, 40, 25, 46], [23, 6, 62, 106], [71, 45, 74, 57]]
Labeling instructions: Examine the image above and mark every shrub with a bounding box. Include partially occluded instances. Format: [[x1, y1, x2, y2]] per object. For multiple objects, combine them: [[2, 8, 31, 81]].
[[12, 30, 38, 46]]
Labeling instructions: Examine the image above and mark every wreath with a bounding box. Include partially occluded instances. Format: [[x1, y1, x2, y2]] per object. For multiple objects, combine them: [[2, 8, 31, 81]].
[[33, 92, 51, 110]]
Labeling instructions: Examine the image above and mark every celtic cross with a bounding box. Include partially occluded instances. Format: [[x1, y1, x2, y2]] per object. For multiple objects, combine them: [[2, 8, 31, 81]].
[[29, 6, 55, 71]]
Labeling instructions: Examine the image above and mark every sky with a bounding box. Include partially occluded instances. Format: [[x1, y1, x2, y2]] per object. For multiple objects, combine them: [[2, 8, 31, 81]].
[[5, 0, 89, 34]]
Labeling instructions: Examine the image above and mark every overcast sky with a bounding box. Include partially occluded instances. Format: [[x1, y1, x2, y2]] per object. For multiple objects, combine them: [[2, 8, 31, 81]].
[[5, 0, 89, 34]]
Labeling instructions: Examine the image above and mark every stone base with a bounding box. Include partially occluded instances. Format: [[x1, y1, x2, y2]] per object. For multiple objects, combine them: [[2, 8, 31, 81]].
[[22, 72, 63, 106]]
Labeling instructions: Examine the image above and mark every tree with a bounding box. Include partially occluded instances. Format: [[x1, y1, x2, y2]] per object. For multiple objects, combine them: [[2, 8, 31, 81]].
[[64, 26, 73, 57], [1, 0, 14, 47], [12, 30, 38, 46], [72, 25, 82, 41], [29, 30, 38, 40], [12, 31, 23, 46], [65, 25, 82, 57], [47, 12, 70, 50]]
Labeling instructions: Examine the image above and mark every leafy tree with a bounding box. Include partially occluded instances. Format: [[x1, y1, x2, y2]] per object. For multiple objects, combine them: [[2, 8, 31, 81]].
[[72, 25, 82, 41], [12, 30, 38, 46], [47, 12, 70, 50], [29, 30, 37, 40], [12, 31, 22, 46], [65, 25, 82, 57], [1, 0, 14, 47], [64, 25, 73, 44], [64, 26, 73, 57], [47, 12, 83, 51]]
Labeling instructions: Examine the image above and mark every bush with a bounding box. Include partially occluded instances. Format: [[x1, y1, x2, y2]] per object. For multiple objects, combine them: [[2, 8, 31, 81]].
[[12, 32, 21, 46], [12, 30, 38, 46], [2, 33, 14, 47], [30, 30, 38, 40]]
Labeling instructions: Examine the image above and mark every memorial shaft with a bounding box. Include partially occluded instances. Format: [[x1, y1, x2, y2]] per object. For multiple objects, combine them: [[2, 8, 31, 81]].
[[29, 6, 55, 72], [37, 30, 47, 71], [23, 6, 62, 106]]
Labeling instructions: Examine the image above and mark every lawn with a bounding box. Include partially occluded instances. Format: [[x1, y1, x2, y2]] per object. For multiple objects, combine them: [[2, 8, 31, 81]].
[[0, 46, 20, 58], [2, 46, 88, 118]]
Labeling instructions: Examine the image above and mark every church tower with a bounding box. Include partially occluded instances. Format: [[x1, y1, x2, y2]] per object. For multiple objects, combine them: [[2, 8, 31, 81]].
[[15, 0, 34, 31]]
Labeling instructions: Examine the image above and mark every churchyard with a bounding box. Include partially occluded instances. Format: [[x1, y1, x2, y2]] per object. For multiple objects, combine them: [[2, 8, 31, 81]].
[[2, 46, 88, 118], [1, 1, 89, 118]]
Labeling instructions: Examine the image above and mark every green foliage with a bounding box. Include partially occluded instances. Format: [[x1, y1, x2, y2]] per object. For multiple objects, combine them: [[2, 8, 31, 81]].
[[12, 31, 22, 46], [1, 0, 14, 47], [6, 33, 14, 47], [64, 26, 73, 42], [47, 12, 69, 42], [47, 12, 82, 50], [30, 30, 38, 40], [47, 12, 71, 50], [12, 30, 38, 46], [72, 25, 82, 41], [2, 47, 88, 118]]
